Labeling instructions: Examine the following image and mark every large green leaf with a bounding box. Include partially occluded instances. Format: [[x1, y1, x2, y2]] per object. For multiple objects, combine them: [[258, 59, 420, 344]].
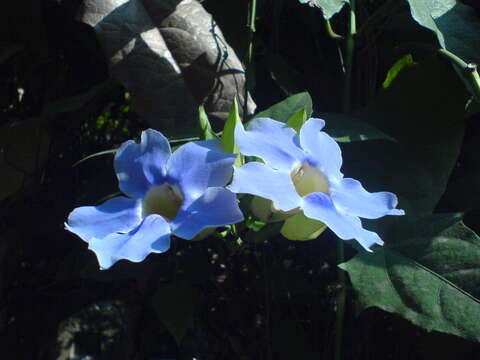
[[348, 57, 468, 214], [406, 1, 480, 64], [435, 3, 480, 65], [340, 213, 480, 342], [253, 92, 313, 123], [299, 0, 349, 20]]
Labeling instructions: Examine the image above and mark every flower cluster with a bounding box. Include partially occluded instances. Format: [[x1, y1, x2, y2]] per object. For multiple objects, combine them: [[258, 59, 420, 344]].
[[66, 118, 404, 269]]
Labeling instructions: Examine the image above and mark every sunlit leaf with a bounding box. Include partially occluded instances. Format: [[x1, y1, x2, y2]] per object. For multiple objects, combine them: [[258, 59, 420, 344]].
[[383, 55, 417, 89], [198, 105, 220, 141], [253, 92, 313, 124], [222, 98, 243, 166], [286, 108, 307, 133]]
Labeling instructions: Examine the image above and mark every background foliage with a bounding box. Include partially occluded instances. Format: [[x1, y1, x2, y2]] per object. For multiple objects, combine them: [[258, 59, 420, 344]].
[[2, 0, 480, 359]]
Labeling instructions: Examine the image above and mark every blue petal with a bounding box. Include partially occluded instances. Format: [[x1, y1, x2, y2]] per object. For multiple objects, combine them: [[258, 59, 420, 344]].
[[115, 129, 171, 198], [167, 140, 236, 203], [65, 196, 142, 242], [171, 187, 243, 239], [331, 178, 405, 219], [302, 192, 383, 250], [88, 214, 171, 269], [229, 162, 301, 211], [235, 118, 305, 171], [299, 118, 343, 181]]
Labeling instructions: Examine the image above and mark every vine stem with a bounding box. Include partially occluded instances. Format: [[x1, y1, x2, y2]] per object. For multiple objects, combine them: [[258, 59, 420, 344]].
[[437, 48, 480, 102], [243, 0, 257, 122], [398, 43, 480, 102], [342, 0, 356, 113], [337, 2, 356, 360]]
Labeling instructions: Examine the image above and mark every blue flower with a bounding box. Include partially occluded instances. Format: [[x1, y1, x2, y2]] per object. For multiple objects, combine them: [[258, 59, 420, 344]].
[[66, 129, 244, 269], [229, 117, 404, 250]]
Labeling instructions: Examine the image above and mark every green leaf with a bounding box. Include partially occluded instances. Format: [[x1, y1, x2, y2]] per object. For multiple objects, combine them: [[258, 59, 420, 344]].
[[281, 212, 326, 241], [320, 113, 394, 143], [406, 0, 451, 48], [406, 1, 480, 64], [383, 55, 417, 89], [286, 108, 308, 133], [198, 105, 220, 141], [151, 282, 195, 345], [299, 0, 349, 20], [221, 98, 243, 166], [340, 213, 480, 342], [348, 57, 468, 214], [253, 92, 313, 124], [404, 2, 480, 100], [435, 3, 480, 65]]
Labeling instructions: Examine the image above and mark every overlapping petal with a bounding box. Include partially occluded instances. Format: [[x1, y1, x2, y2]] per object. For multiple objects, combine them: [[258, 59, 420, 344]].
[[299, 118, 343, 181], [302, 192, 383, 250], [167, 140, 236, 204], [65, 196, 142, 242], [331, 178, 405, 219], [235, 118, 305, 171], [229, 162, 301, 211], [171, 187, 243, 239], [88, 214, 171, 269], [114, 129, 171, 197]]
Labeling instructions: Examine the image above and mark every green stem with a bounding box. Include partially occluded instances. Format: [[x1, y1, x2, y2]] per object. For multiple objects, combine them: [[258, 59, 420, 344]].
[[325, 19, 343, 40], [244, 0, 257, 122], [337, 3, 355, 359], [437, 49, 480, 102], [342, 0, 356, 113]]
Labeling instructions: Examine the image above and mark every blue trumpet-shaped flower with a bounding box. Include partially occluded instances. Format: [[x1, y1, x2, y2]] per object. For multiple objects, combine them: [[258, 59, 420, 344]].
[[66, 129, 243, 269], [229, 117, 404, 250]]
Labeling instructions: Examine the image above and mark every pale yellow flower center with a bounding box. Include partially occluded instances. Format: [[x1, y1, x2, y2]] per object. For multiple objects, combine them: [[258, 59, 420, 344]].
[[142, 183, 183, 221], [291, 162, 330, 197]]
